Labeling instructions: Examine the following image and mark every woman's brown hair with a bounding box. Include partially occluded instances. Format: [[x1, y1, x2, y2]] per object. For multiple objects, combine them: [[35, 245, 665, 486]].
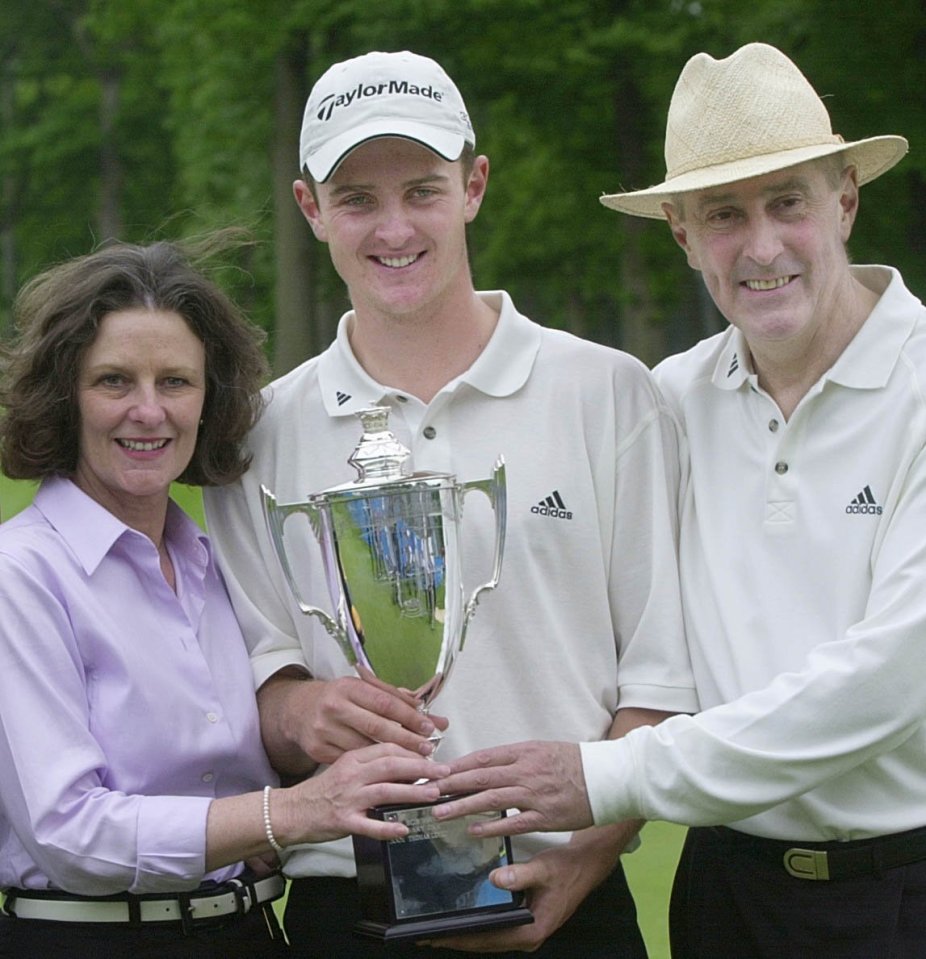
[[0, 235, 269, 486]]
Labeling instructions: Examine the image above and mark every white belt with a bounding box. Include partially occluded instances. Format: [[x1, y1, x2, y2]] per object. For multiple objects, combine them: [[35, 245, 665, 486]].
[[4, 873, 285, 924]]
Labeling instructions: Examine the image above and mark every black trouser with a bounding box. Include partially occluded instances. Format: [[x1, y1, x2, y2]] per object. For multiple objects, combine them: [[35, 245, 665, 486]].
[[0, 902, 287, 958], [284, 865, 647, 958], [670, 826, 926, 959]]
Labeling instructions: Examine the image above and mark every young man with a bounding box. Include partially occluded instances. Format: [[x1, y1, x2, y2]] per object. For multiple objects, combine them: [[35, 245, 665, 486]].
[[203, 50, 697, 957], [432, 43, 926, 958]]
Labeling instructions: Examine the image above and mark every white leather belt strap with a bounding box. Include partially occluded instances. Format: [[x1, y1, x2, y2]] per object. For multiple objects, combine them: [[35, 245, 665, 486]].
[[4, 873, 285, 924]]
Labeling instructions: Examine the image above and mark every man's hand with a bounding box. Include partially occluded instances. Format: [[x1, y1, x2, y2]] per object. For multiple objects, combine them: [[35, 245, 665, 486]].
[[299, 674, 449, 764], [432, 740, 593, 836], [257, 671, 448, 774], [420, 824, 636, 953]]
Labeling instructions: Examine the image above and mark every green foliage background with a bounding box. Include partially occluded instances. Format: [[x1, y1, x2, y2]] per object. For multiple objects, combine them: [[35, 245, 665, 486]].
[[2, 0, 923, 367]]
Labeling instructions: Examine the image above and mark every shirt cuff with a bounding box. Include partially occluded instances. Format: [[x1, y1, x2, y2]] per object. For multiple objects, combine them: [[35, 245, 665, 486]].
[[134, 796, 213, 893], [580, 738, 637, 826], [616, 682, 699, 715], [252, 648, 312, 691]]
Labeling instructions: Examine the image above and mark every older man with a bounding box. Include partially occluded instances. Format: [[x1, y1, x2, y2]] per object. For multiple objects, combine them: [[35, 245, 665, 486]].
[[433, 43, 926, 958]]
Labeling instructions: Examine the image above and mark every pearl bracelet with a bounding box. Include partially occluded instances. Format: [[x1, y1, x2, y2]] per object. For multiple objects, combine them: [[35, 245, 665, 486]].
[[262, 785, 285, 856]]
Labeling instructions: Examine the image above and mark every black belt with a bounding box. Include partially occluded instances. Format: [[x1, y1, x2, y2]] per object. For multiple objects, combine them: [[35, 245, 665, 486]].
[[709, 824, 926, 881], [2, 872, 285, 934]]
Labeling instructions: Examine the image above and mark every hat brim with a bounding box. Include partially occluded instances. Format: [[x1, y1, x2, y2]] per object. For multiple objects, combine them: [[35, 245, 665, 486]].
[[305, 121, 468, 183], [600, 135, 909, 219]]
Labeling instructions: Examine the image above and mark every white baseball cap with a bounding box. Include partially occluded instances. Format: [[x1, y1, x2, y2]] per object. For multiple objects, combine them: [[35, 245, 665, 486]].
[[299, 51, 475, 183]]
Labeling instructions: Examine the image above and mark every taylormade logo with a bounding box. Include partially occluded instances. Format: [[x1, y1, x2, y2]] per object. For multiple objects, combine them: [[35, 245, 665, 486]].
[[316, 80, 443, 121]]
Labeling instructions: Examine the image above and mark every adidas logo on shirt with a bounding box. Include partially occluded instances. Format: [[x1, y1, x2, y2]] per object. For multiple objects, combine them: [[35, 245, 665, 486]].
[[336, 390, 351, 407], [531, 490, 573, 520], [727, 354, 739, 377], [846, 485, 882, 515]]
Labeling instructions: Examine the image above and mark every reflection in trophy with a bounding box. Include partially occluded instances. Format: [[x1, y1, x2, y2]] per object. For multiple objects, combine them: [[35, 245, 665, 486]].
[[260, 406, 533, 940], [260, 405, 505, 738]]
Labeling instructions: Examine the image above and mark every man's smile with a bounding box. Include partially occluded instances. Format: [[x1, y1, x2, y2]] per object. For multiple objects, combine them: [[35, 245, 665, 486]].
[[743, 276, 795, 291], [376, 253, 421, 268]]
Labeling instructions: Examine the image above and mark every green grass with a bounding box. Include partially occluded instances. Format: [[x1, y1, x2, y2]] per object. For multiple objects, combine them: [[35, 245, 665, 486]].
[[0, 475, 38, 520], [0, 475, 205, 526], [1, 475, 685, 956], [625, 821, 686, 959]]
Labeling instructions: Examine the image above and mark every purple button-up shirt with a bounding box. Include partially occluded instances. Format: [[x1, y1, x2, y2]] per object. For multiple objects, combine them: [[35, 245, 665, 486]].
[[0, 476, 277, 895]]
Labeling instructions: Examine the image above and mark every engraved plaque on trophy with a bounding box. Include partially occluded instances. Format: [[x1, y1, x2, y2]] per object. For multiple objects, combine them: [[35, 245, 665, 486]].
[[261, 406, 533, 941]]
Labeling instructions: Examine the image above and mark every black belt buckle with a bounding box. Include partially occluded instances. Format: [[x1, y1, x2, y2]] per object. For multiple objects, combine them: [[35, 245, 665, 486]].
[[1, 891, 16, 918], [177, 891, 196, 936]]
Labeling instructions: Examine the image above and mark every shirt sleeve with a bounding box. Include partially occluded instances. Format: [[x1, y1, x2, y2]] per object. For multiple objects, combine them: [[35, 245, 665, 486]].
[[203, 469, 310, 688], [607, 375, 699, 715], [0, 552, 213, 894], [581, 443, 926, 827]]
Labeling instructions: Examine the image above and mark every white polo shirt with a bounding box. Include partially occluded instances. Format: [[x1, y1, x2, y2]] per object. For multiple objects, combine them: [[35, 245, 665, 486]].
[[204, 290, 697, 877], [583, 265, 926, 841]]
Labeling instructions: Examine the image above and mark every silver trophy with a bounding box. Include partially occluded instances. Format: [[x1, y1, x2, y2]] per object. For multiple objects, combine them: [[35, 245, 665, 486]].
[[260, 405, 505, 731], [260, 406, 531, 941]]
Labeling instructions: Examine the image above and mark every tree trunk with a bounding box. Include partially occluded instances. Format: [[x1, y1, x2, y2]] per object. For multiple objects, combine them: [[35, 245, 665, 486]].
[[98, 68, 123, 241], [1, 63, 17, 336], [271, 38, 317, 375], [610, 63, 666, 366]]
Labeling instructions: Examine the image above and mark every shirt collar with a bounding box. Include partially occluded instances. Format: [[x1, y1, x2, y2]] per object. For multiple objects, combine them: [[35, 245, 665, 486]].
[[825, 266, 920, 389], [34, 476, 209, 576], [710, 266, 921, 394], [710, 326, 754, 391], [317, 291, 541, 417]]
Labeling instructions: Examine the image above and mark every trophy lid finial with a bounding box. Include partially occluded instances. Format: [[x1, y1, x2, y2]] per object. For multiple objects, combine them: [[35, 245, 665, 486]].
[[347, 406, 413, 483]]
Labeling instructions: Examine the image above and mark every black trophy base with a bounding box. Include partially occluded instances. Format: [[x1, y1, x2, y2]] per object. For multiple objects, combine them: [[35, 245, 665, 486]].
[[352, 797, 534, 943], [354, 906, 535, 943]]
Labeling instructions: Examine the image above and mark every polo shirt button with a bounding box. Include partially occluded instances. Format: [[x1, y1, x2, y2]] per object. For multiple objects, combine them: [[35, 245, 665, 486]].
[[206, 712, 218, 723], [423, 426, 437, 440], [768, 418, 780, 432], [202, 772, 214, 783], [774, 461, 789, 475]]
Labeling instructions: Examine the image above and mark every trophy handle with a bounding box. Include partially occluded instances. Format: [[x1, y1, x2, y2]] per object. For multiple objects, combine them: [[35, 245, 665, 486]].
[[259, 484, 358, 666], [458, 456, 507, 626]]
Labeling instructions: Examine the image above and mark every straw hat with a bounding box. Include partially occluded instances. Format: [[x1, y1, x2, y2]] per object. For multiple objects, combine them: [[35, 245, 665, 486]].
[[601, 43, 908, 219]]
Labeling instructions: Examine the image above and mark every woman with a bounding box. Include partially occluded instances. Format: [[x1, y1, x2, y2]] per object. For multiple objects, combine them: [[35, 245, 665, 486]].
[[0, 239, 444, 957]]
